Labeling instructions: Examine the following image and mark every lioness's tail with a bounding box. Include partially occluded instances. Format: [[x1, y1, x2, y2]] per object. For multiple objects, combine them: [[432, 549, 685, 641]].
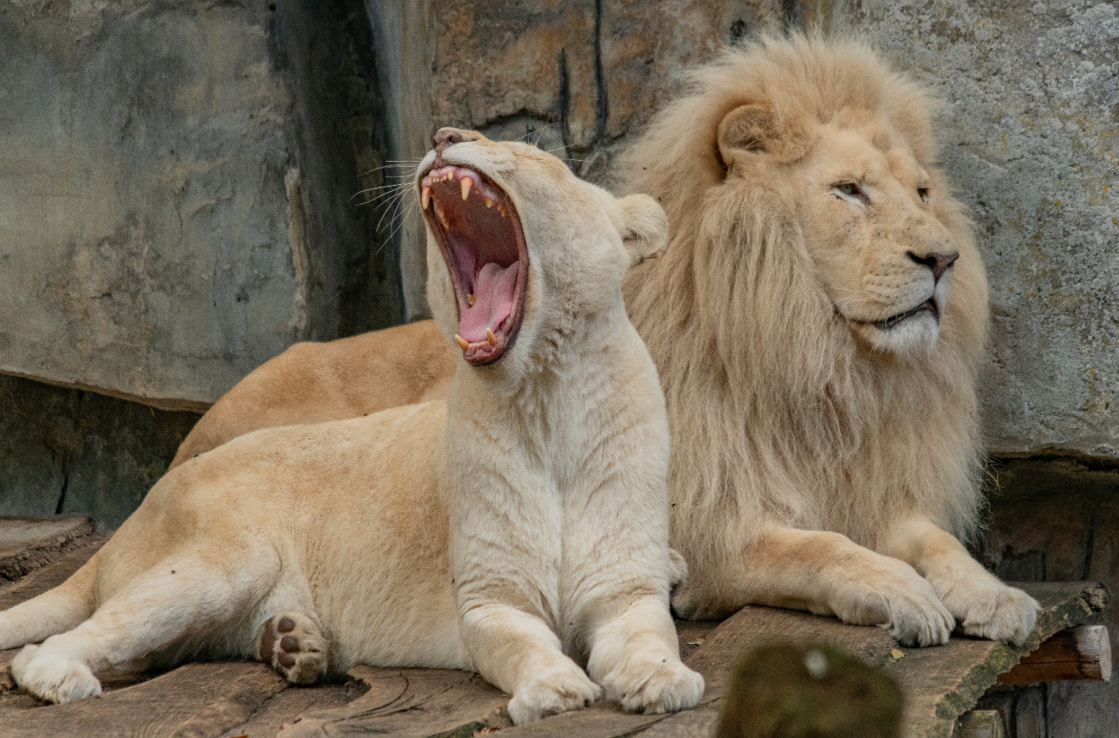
[[0, 554, 98, 649]]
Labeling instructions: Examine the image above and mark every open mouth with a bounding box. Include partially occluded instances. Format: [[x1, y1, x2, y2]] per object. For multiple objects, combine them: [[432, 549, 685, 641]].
[[420, 164, 528, 365], [871, 298, 938, 331]]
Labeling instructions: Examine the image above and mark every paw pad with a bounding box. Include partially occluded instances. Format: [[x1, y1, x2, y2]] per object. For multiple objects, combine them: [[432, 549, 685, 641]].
[[258, 612, 327, 684]]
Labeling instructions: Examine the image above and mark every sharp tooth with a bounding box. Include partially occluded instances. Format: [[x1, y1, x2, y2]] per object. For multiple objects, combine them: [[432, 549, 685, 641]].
[[454, 335, 469, 350], [467, 294, 476, 307], [421, 186, 431, 210], [461, 177, 473, 200], [486, 328, 497, 346], [498, 203, 508, 217], [485, 199, 494, 209], [434, 201, 449, 229]]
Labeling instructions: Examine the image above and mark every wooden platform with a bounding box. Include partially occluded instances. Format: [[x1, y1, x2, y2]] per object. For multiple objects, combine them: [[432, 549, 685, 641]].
[[0, 519, 1108, 738]]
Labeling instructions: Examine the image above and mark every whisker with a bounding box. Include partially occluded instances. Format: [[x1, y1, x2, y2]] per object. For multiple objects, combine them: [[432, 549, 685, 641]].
[[375, 189, 412, 232], [377, 199, 418, 253], [350, 183, 412, 203]]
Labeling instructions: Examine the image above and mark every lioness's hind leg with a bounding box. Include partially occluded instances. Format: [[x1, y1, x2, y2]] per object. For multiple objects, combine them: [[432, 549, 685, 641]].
[[13, 553, 272, 704], [257, 612, 327, 684]]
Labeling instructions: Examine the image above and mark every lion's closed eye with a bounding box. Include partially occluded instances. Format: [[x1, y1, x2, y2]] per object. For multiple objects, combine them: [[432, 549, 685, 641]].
[[832, 181, 868, 204]]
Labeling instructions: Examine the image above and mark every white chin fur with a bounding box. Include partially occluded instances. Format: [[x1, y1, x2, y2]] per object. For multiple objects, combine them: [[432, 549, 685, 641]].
[[855, 311, 940, 359]]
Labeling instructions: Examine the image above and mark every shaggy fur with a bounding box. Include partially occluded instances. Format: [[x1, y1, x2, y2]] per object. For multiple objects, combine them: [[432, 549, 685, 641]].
[[0, 133, 703, 720], [618, 35, 1036, 643], [156, 36, 1037, 647]]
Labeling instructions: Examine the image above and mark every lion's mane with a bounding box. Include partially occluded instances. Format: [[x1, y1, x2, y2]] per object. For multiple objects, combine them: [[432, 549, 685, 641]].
[[619, 36, 990, 578]]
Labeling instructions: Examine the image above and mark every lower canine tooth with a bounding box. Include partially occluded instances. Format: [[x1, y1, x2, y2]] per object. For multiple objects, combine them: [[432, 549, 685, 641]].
[[454, 335, 469, 351], [461, 177, 473, 200], [485, 199, 494, 209], [498, 203, 508, 217], [486, 328, 497, 346], [467, 294, 475, 307], [421, 186, 431, 210]]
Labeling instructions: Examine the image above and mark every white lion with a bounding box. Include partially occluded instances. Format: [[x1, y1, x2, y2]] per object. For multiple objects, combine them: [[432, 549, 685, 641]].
[[155, 37, 1040, 649], [1, 130, 703, 722]]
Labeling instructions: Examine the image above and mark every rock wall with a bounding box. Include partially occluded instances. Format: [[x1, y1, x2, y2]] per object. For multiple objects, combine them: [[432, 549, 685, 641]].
[[369, 0, 1119, 462], [817, 0, 1119, 459], [0, 0, 401, 411], [366, 0, 790, 318]]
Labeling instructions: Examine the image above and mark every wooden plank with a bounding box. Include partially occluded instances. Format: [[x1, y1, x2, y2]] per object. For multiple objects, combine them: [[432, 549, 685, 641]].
[[506, 582, 1106, 738], [0, 662, 287, 737], [0, 516, 96, 584], [274, 619, 727, 738], [886, 581, 1109, 738], [275, 666, 510, 738], [0, 544, 1106, 738], [488, 604, 901, 738], [216, 676, 371, 738], [0, 536, 104, 612], [997, 624, 1111, 684]]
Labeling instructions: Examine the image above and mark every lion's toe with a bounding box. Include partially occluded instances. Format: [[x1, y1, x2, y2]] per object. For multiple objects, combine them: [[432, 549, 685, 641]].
[[506, 664, 602, 725], [951, 583, 1040, 646], [604, 658, 704, 715]]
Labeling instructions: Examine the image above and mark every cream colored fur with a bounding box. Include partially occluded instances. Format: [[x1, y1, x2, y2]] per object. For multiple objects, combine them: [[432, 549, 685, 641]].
[[618, 35, 1037, 645], [160, 37, 1036, 647], [1, 133, 703, 721]]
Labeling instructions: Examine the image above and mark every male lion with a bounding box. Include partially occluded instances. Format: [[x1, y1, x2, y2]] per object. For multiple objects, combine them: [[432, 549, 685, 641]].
[[2, 131, 703, 722], [168, 37, 1037, 646]]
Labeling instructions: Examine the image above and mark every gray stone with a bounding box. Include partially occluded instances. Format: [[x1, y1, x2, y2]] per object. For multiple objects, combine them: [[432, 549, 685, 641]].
[[819, 0, 1119, 458], [368, 0, 788, 320], [0, 373, 198, 529], [0, 0, 401, 411]]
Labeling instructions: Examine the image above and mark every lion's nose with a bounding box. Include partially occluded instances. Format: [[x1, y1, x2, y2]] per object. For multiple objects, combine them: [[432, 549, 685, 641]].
[[433, 128, 477, 154], [907, 250, 959, 282]]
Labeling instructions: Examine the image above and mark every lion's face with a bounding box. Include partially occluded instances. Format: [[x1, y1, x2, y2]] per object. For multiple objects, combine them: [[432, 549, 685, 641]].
[[417, 129, 665, 372], [717, 104, 962, 360], [793, 120, 959, 358]]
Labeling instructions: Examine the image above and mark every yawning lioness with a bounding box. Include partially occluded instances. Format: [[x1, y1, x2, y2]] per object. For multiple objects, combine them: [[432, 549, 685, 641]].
[[2, 129, 703, 724]]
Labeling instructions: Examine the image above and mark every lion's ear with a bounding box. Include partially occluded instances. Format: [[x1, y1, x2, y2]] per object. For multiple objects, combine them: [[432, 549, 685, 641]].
[[717, 103, 777, 162], [616, 194, 668, 267]]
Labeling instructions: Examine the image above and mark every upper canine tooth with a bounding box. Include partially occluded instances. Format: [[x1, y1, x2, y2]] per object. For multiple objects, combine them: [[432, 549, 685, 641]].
[[454, 334, 469, 351], [421, 186, 431, 210], [461, 177, 473, 200], [486, 328, 497, 346]]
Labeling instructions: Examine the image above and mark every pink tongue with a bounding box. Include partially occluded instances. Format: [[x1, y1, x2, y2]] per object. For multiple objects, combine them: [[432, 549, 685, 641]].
[[458, 261, 520, 342]]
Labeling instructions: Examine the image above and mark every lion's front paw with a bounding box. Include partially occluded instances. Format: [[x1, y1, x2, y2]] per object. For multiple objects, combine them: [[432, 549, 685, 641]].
[[601, 656, 704, 715], [11, 645, 101, 704], [935, 576, 1040, 646], [834, 564, 954, 647], [506, 664, 603, 725], [257, 612, 328, 684]]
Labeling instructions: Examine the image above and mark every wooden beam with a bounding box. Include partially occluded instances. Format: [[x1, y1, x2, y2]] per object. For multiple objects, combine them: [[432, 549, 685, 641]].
[[0, 516, 96, 583], [956, 710, 1007, 738], [997, 625, 1111, 685]]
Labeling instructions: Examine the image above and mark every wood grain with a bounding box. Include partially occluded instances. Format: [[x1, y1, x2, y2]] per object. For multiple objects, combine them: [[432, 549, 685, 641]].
[[997, 624, 1111, 685], [0, 516, 96, 584]]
